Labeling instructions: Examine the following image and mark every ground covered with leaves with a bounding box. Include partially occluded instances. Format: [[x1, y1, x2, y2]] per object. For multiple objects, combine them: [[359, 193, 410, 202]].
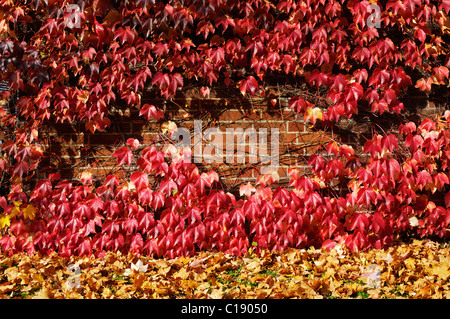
[[0, 239, 449, 299]]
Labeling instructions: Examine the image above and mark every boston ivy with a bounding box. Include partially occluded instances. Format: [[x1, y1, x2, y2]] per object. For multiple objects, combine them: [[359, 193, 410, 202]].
[[0, 0, 449, 257]]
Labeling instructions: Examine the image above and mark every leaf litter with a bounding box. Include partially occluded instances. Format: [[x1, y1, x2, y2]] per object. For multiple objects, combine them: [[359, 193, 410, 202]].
[[0, 239, 449, 299]]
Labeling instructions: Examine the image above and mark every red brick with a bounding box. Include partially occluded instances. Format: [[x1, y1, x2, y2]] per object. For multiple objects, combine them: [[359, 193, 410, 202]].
[[142, 132, 159, 144], [219, 109, 245, 122], [109, 122, 132, 134], [299, 133, 330, 155], [288, 121, 305, 133], [88, 134, 122, 145], [281, 132, 299, 145]]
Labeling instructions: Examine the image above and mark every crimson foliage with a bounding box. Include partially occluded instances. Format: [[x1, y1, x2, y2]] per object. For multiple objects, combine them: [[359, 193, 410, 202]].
[[0, 0, 449, 257]]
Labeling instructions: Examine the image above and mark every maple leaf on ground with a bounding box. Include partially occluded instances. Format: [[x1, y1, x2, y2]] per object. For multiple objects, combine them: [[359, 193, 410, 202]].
[[113, 146, 133, 166], [124, 260, 148, 276]]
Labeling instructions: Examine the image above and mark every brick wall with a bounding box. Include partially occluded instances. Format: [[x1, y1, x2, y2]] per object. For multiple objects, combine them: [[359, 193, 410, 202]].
[[39, 85, 441, 192]]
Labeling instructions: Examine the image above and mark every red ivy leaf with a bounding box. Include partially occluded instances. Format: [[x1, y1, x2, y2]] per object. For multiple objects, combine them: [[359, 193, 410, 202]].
[[349, 212, 370, 232], [309, 69, 329, 87], [382, 134, 398, 153], [139, 104, 164, 121], [414, 27, 427, 43], [170, 73, 184, 94], [357, 188, 377, 207], [288, 96, 310, 114], [445, 191, 450, 208], [331, 74, 348, 92], [127, 138, 140, 150], [13, 162, 29, 177], [76, 238, 92, 256], [114, 26, 135, 45], [239, 76, 259, 96], [113, 146, 133, 166], [439, 0, 450, 13], [308, 154, 326, 172], [131, 171, 149, 190]]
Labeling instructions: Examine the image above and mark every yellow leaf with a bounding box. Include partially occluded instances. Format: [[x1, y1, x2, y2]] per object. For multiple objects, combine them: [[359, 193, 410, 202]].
[[161, 121, 177, 135], [209, 288, 223, 299], [32, 288, 51, 299], [305, 107, 323, 125], [23, 204, 36, 220], [77, 91, 90, 103], [11, 201, 22, 215], [79, 171, 93, 185], [0, 214, 11, 229], [178, 256, 190, 265]]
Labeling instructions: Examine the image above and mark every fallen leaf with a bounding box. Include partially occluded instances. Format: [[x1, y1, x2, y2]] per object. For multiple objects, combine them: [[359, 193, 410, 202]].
[[209, 288, 223, 299], [0, 284, 15, 294], [133, 273, 145, 287], [31, 288, 51, 299], [244, 260, 262, 273]]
